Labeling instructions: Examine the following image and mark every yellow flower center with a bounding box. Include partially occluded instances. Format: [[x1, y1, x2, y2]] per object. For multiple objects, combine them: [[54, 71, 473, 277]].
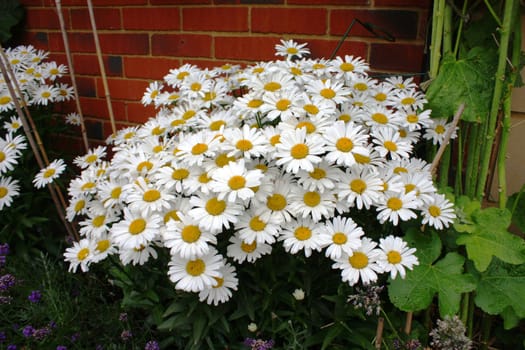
[[354, 82, 368, 91], [43, 168, 56, 179], [290, 67, 302, 76], [81, 182, 96, 191], [372, 113, 388, 124], [172, 168, 189, 180], [183, 110, 196, 120], [143, 189, 161, 202], [276, 99, 291, 111], [384, 141, 398, 152], [387, 250, 402, 264], [270, 135, 281, 146], [96, 239, 110, 252], [435, 125, 446, 134], [375, 92, 387, 102], [92, 215, 105, 227], [349, 252, 368, 269], [249, 216, 266, 231], [387, 197, 403, 211], [290, 143, 309, 159], [181, 225, 201, 243], [150, 90, 159, 99], [210, 120, 226, 131], [186, 259, 205, 276], [164, 210, 180, 223], [406, 114, 418, 123], [336, 137, 354, 152], [294, 226, 312, 241], [339, 114, 351, 122], [320, 88, 336, 99], [350, 179, 367, 194], [405, 184, 416, 194], [0, 96, 12, 105], [124, 131, 135, 139], [177, 71, 189, 80], [429, 205, 441, 217], [215, 153, 234, 167], [205, 197, 226, 216], [198, 173, 211, 183], [264, 82, 281, 92], [191, 143, 208, 155], [110, 187, 122, 199], [286, 47, 299, 54], [354, 153, 370, 164], [129, 218, 146, 235], [171, 119, 185, 127], [85, 154, 98, 164], [340, 62, 355, 72], [190, 82, 202, 92], [309, 167, 326, 180], [213, 277, 224, 288], [241, 240, 257, 253], [137, 161, 153, 172], [0, 187, 7, 198], [303, 104, 319, 115], [41, 91, 51, 99], [236, 139, 253, 152], [74, 199, 85, 212], [401, 97, 416, 106], [332, 232, 347, 245], [204, 92, 216, 101], [267, 193, 286, 211], [77, 248, 90, 261], [296, 121, 316, 134], [303, 191, 320, 207], [247, 99, 263, 108], [228, 175, 246, 190], [393, 166, 408, 174], [313, 63, 325, 70]]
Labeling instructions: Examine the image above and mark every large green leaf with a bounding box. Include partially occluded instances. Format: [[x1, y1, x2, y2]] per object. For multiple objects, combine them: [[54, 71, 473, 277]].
[[456, 207, 525, 272], [0, 0, 24, 43], [507, 187, 525, 233], [388, 229, 476, 317], [475, 258, 525, 328], [425, 47, 496, 122]]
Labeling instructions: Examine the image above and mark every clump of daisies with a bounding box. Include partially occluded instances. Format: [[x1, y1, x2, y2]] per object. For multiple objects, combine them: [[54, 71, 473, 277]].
[[0, 45, 74, 211], [62, 40, 457, 306]]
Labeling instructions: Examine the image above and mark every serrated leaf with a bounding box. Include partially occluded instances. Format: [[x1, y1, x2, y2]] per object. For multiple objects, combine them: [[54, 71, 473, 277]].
[[426, 49, 495, 122], [475, 258, 525, 325], [508, 189, 525, 233], [456, 207, 525, 272], [389, 230, 476, 317]]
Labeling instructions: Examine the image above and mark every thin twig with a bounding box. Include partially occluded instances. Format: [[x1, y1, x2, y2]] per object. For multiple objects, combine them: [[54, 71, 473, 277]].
[[375, 317, 385, 349], [404, 311, 413, 335]]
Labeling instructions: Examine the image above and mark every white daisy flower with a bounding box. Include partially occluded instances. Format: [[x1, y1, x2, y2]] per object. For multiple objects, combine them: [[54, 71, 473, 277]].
[[74, 146, 107, 169], [387, 88, 427, 111], [399, 108, 433, 131], [120, 244, 159, 266], [364, 104, 403, 130], [198, 260, 239, 305], [274, 128, 325, 173], [66, 195, 90, 222], [296, 160, 345, 193], [56, 83, 74, 102], [371, 127, 413, 160], [98, 179, 126, 209], [288, 186, 337, 222], [319, 216, 364, 260], [188, 193, 243, 233], [338, 167, 384, 210], [336, 103, 367, 124], [3, 116, 22, 133], [236, 209, 281, 244], [30, 84, 59, 105], [63, 238, 97, 273], [33, 158, 66, 189], [227, 232, 272, 263], [378, 235, 419, 279], [255, 174, 295, 224], [78, 204, 119, 239], [0, 90, 14, 113], [110, 207, 162, 250], [323, 121, 370, 167], [332, 237, 385, 286], [376, 192, 420, 226], [260, 89, 302, 122], [67, 170, 99, 197], [124, 177, 175, 216], [305, 77, 350, 107], [209, 159, 264, 203], [421, 193, 456, 230], [176, 130, 221, 167], [279, 217, 325, 257], [275, 39, 310, 60], [246, 69, 296, 96], [384, 76, 418, 91], [91, 234, 117, 263], [141, 81, 163, 106], [65, 112, 82, 126], [423, 118, 458, 145], [0, 145, 20, 175], [222, 124, 270, 160], [329, 55, 369, 80], [183, 166, 215, 195], [163, 212, 217, 259], [164, 63, 199, 88], [168, 248, 224, 292], [0, 176, 20, 210]]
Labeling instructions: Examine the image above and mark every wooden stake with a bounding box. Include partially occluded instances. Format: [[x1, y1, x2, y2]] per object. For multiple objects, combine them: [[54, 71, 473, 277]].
[[55, 0, 90, 153], [375, 317, 385, 349], [86, 0, 117, 136]]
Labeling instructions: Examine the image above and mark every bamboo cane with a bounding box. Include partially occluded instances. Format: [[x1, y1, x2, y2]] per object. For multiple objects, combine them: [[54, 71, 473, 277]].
[[86, 0, 117, 136], [0, 47, 78, 241], [55, 0, 90, 153]]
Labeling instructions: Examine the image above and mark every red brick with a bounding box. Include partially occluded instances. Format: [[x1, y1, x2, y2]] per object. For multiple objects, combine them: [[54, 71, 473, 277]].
[[183, 7, 248, 32], [375, 0, 431, 7], [241, 0, 283, 3], [307, 39, 368, 60], [252, 8, 327, 35], [123, 8, 181, 31], [79, 97, 126, 122], [152, 34, 212, 58], [369, 43, 425, 72], [19, 0, 43, 6], [214, 36, 277, 62], [151, 0, 210, 3], [287, 0, 369, 4], [72, 54, 122, 77], [91, 0, 147, 5], [69, 8, 122, 30], [99, 34, 149, 55], [49, 32, 94, 53], [25, 8, 61, 30], [76, 76, 97, 98], [13, 31, 49, 50], [95, 77, 150, 101], [127, 102, 156, 124], [123, 57, 181, 80], [331, 10, 419, 40]]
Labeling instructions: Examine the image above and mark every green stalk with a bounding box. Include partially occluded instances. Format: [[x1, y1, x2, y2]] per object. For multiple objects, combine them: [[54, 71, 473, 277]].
[[465, 123, 480, 197], [476, 0, 517, 200], [455, 128, 464, 196], [439, 142, 451, 188], [497, 7, 521, 208], [483, 0, 503, 27], [443, 3, 453, 55], [429, 0, 446, 78], [460, 292, 470, 327], [453, 0, 469, 56], [480, 314, 493, 350]]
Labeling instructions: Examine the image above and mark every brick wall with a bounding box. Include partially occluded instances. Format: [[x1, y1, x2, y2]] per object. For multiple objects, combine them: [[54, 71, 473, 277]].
[[16, 0, 431, 145]]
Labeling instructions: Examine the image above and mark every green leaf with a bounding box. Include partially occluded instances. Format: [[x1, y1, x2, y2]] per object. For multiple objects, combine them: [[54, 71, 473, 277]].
[[425, 48, 496, 122], [507, 188, 525, 233], [321, 324, 343, 350], [388, 229, 476, 317], [456, 207, 525, 272], [0, 0, 24, 43], [475, 258, 525, 326]]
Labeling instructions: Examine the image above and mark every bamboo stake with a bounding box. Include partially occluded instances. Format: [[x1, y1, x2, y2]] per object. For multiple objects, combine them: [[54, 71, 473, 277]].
[[430, 103, 465, 176], [375, 317, 384, 350], [55, 0, 90, 153], [86, 0, 117, 136], [404, 312, 413, 335], [0, 47, 78, 241]]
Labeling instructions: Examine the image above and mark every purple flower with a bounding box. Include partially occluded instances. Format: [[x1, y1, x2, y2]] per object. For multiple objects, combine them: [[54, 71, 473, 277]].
[[0, 331, 6, 342], [95, 345, 104, 350], [118, 313, 128, 322], [7, 344, 16, 350], [0, 274, 16, 291], [32, 327, 51, 341], [70, 332, 80, 342], [120, 330, 132, 342], [244, 337, 275, 350], [56, 346, 67, 350], [22, 325, 34, 338], [0, 296, 12, 304], [0, 243, 9, 256], [144, 340, 160, 350], [0, 255, 6, 268], [28, 290, 42, 303]]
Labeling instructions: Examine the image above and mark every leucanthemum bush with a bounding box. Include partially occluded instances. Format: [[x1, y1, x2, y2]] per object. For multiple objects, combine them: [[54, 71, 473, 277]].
[[0, 45, 74, 211], [63, 40, 457, 306]]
